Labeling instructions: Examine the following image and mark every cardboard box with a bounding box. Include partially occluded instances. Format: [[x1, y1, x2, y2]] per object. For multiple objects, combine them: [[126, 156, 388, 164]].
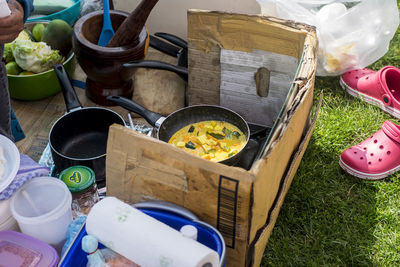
[[106, 11, 319, 267]]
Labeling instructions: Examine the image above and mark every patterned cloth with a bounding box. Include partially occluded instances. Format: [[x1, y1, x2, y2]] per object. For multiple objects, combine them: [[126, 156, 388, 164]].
[[0, 154, 50, 200]]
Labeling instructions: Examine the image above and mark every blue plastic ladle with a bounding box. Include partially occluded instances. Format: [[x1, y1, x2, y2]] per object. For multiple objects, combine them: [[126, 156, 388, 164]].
[[98, 0, 114, 46]]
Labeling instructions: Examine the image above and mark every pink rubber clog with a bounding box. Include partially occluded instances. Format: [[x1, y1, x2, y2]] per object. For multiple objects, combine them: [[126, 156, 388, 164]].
[[340, 66, 400, 119], [340, 120, 400, 180]]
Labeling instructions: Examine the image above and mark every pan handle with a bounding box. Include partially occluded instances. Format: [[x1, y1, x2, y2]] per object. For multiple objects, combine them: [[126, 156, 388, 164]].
[[54, 64, 82, 112], [123, 60, 188, 82], [154, 32, 188, 50], [106, 96, 164, 127], [149, 35, 180, 58]]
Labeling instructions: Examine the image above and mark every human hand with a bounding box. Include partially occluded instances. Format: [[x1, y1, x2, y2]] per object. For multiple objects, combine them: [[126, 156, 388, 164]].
[[0, 0, 24, 44]]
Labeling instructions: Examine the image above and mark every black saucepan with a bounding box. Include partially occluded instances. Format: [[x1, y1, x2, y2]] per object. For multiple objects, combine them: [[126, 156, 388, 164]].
[[106, 96, 250, 166], [50, 65, 126, 186]]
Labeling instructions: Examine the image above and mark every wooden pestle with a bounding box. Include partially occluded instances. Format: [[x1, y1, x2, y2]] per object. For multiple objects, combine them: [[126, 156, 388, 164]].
[[106, 0, 159, 47]]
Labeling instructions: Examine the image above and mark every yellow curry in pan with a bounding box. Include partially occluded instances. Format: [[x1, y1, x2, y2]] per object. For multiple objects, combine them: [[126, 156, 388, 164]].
[[168, 120, 247, 162]]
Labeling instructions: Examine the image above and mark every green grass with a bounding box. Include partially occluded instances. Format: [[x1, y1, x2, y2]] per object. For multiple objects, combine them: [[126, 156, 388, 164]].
[[262, 2, 400, 266]]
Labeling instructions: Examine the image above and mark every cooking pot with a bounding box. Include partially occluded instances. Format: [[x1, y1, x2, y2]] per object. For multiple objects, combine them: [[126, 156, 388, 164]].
[[50, 65, 125, 187], [107, 96, 250, 166]]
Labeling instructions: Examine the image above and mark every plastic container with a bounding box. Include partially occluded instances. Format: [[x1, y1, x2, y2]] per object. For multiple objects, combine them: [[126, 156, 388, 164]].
[[10, 177, 73, 252], [59, 202, 226, 267], [0, 198, 19, 231], [0, 134, 20, 193], [59, 166, 99, 218], [27, 0, 81, 26], [0, 230, 58, 267]]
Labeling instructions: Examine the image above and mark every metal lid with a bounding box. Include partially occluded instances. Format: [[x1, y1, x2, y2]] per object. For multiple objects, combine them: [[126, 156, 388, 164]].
[[59, 166, 95, 193]]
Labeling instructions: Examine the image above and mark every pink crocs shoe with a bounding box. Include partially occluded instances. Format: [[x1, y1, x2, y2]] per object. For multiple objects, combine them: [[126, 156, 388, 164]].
[[339, 120, 400, 180], [340, 66, 400, 119]]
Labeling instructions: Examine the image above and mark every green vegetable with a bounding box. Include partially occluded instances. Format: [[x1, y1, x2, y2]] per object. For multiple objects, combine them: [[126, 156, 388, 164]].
[[5, 62, 22, 75], [17, 30, 34, 41], [232, 131, 241, 138], [207, 132, 225, 140], [41, 19, 72, 56], [185, 141, 196, 149], [188, 125, 195, 133], [11, 39, 64, 73], [221, 145, 230, 152], [32, 23, 45, 41], [222, 127, 233, 139], [3, 43, 14, 63]]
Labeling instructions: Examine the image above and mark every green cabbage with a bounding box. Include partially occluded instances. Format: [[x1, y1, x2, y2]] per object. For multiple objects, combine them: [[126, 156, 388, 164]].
[[2, 43, 14, 63], [11, 39, 63, 73]]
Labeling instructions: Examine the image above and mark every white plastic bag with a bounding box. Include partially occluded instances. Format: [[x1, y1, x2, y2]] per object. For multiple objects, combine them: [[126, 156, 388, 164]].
[[80, 0, 103, 17], [257, 0, 399, 76]]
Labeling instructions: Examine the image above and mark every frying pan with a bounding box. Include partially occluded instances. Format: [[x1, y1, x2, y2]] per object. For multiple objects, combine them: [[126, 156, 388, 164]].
[[50, 65, 125, 187], [106, 96, 250, 166]]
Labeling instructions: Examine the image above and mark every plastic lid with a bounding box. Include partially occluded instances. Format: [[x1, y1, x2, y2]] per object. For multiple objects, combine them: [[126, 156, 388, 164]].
[[0, 230, 58, 267], [59, 166, 95, 193], [180, 225, 198, 240]]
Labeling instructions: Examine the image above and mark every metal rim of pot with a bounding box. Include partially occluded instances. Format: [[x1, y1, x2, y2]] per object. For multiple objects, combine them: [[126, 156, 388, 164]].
[[49, 107, 125, 161]]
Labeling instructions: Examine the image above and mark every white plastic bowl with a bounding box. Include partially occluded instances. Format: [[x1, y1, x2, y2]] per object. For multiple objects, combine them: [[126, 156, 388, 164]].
[[0, 134, 20, 193]]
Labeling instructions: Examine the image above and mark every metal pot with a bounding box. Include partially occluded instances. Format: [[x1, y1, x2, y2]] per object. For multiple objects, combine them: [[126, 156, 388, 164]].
[[49, 65, 125, 187], [107, 96, 250, 166]]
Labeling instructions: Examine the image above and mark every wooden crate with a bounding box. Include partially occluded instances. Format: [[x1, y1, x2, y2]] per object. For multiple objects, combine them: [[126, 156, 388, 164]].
[[106, 10, 319, 267]]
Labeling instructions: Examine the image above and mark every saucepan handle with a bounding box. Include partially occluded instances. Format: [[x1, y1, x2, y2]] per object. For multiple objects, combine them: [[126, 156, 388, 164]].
[[106, 96, 164, 127], [54, 64, 82, 113], [123, 60, 188, 82], [154, 32, 188, 50]]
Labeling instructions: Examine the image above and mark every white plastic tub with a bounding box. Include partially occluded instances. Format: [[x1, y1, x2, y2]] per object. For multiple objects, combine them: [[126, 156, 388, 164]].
[[0, 198, 19, 231], [10, 177, 72, 252]]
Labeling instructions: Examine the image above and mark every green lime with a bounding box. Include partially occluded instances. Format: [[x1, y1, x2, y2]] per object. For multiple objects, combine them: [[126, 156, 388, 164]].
[[32, 23, 45, 42], [19, 71, 35, 76], [5, 62, 22, 75]]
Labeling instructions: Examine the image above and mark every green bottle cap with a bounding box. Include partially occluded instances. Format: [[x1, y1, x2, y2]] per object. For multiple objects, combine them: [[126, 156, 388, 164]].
[[59, 166, 95, 193]]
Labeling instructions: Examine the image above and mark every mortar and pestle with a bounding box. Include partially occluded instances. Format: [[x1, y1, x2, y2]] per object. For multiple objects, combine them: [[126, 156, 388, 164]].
[[72, 0, 159, 105]]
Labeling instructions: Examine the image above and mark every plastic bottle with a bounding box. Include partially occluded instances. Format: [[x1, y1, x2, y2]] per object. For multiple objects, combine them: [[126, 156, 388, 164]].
[[0, 0, 11, 18]]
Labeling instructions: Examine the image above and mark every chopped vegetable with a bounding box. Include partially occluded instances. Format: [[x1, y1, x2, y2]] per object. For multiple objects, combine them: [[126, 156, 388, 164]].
[[197, 135, 207, 145], [221, 145, 230, 152], [222, 127, 233, 139], [207, 132, 225, 140], [232, 131, 241, 138], [176, 141, 185, 147], [169, 120, 246, 162], [185, 141, 196, 149]]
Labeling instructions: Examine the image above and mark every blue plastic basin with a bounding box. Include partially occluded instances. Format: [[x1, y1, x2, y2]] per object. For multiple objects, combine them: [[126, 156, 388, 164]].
[[59, 208, 226, 266], [27, 0, 81, 26]]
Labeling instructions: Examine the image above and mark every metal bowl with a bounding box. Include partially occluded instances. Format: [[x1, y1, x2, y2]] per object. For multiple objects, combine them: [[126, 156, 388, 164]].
[[7, 21, 75, 101]]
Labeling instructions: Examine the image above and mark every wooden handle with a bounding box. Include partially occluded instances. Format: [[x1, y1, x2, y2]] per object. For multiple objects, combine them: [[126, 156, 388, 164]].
[[106, 0, 159, 47]]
